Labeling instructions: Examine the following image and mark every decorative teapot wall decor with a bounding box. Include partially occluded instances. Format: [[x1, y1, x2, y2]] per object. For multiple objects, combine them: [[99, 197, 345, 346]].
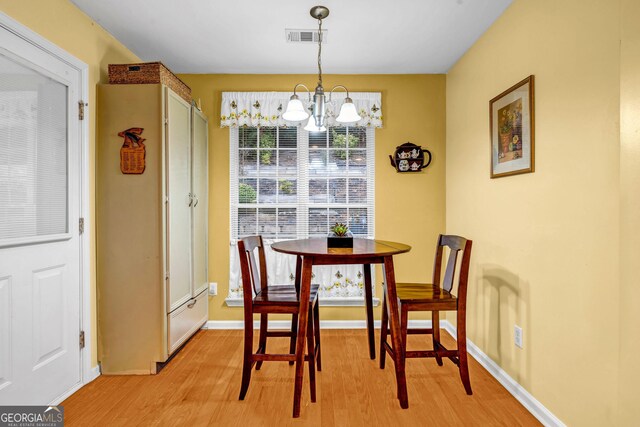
[[389, 142, 432, 173]]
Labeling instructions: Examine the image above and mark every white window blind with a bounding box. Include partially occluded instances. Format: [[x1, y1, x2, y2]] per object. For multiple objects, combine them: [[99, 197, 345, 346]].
[[0, 53, 68, 243], [229, 126, 375, 304], [230, 126, 375, 240]]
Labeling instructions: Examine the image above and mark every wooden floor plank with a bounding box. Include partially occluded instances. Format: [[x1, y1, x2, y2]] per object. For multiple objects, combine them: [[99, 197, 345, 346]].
[[63, 329, 540, 426]]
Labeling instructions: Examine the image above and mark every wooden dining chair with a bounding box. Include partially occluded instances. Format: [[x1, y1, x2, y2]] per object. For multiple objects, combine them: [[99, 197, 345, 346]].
[[237, 235, 321, 402], [379, 234, 473, 395]]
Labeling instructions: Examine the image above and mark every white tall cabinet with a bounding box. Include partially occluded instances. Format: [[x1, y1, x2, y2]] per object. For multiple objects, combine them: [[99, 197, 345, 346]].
[[97, 84, 208, 374]]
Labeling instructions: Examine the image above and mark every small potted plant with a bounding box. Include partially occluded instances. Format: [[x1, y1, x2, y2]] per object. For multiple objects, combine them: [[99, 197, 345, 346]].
[[328, 222, 353, 248]]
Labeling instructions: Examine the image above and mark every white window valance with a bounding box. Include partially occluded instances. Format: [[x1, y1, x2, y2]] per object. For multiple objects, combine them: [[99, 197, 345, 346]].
[[220, 91, 382, 128]]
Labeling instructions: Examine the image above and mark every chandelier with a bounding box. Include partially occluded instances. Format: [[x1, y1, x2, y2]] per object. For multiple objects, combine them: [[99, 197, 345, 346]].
[[282, 5, 362, 131]]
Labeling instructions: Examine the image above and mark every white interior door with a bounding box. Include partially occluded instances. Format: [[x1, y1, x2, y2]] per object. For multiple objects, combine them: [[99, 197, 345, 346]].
[[166, 89, 192, 312], [0, 23, 82, 404]]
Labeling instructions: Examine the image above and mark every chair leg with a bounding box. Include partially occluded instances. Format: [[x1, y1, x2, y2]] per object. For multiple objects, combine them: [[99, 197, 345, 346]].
[[432, 311, 443, 366], [313, 301, 322, 372], [400, 304, 408, 351], [457, 309, 473, 395], [289, 313, 298, 366], [379, 292, 388, 369], [239, 316, 254, 400], [306, 307, 317, 403], [255, 313, 268, 371]]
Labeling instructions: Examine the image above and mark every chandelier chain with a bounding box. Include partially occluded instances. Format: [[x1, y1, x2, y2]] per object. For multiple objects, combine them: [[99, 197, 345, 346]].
[[317, 18, 323, 87]]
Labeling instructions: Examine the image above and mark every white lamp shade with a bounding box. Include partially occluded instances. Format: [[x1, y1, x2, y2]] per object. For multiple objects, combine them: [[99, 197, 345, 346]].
[[336, 101, 361, 123], [304, 117, 326, 132], [282, 98, 309, 121]]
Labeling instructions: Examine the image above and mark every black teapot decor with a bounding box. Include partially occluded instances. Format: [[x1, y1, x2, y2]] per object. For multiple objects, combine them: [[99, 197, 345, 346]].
[[389, 142, 432, 173]]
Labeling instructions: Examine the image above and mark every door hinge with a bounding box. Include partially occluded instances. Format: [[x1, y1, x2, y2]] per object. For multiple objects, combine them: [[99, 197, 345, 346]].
[[79, 330, 85, 349], [78, 101, 86, 120], [79, 217, 84, 235]]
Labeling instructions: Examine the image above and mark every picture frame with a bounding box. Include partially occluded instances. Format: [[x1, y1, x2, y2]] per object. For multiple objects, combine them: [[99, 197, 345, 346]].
[[490, 75, 535, 178]]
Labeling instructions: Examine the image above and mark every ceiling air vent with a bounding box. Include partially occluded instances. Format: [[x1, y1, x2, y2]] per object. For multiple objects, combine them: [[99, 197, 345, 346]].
[[286, 29, 327, 43]]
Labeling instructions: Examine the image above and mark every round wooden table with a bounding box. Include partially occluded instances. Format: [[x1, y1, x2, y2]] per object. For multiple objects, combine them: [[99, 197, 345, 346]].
[[271, 238, 412, 416]]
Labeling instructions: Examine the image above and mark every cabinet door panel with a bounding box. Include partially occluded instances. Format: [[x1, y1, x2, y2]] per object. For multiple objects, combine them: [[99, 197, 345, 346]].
[[191, 109, 208, 296], [166, 89, 192, 312]]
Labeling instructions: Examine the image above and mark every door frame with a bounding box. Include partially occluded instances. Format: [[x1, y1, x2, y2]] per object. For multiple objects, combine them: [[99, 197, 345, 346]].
[[0, 12, 93, 401]]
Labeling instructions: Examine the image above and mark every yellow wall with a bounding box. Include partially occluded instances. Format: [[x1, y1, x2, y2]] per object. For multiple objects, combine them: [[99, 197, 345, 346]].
[[0, 0, 140, 367], [618, 0, 640, 424], [178, 74, 446, 321], [446, 0, 623, 425]]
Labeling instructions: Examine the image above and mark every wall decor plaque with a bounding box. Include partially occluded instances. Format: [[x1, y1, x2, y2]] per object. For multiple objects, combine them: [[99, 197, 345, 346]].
[[389, 142, 432, 173], [118, 127, 146, 174]]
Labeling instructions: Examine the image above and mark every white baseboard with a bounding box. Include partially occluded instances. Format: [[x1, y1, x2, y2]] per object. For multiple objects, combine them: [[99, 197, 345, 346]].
[[441, 321, 565, 427], [49, 365, 101, 405], [87, 365, 101, 383]]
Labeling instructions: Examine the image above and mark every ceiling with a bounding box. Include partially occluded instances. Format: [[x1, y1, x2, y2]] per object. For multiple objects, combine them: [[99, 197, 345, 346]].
[[70, 0, 512, 74]]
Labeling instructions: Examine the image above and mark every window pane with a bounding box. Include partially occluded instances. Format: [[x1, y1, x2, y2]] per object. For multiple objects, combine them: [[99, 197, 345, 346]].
[[349, 208, 368, 235], [258, 178, 276, 203], [348, 178, 367, 203], [238, 208, 257, 236], [309, 179, 328, 203], [328, 149, 347, 172], [259, 149, 276, 171], [0, 54, 68, 240], [278, 208, 297, 237], [239, 179, 257, 203], [309, 130, 327, 148], [329, 208, 347, 225], [348, 149, 367, 175], [279, 127, 297, 148], [328, 178, 346, 203], [348, 127, 367, 148], [278, 150, 297, 175], [278, 178, 297, 203], [309, 208, 327, 236], [239, 149, 257, 176], [257, 208, 276, 236], [239, 127, 257, 148], [309, 150, 327, 175], [259, 127, 276, 148]]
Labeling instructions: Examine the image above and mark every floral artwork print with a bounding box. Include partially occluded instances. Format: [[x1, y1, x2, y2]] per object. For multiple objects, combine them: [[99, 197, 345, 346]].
[[497, 98, 523, 163]]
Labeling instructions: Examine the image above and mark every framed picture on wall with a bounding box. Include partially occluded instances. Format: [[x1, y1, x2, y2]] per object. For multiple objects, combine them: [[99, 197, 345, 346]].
[[490, 75, 535, 178]]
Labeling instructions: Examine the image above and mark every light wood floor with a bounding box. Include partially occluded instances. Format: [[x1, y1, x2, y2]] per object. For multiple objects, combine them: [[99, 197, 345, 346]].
[[63, 329, 540, 426]]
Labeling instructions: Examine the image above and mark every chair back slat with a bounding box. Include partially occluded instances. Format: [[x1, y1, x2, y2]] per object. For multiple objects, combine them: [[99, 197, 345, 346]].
[[237, 236, 269, 303], [434, 234, 472, 294], [442, 248, 459, 293]]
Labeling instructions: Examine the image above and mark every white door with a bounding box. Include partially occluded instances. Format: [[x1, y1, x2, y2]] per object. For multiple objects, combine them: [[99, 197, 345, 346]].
[[166, 89, 192, 312], [0, 22, 82, 404]]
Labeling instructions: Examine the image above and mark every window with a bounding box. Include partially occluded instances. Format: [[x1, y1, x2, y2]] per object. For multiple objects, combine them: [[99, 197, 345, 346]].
[[228, 125, 375, 304], [223, 90, 381, 304], [230, 126, 375, 240]]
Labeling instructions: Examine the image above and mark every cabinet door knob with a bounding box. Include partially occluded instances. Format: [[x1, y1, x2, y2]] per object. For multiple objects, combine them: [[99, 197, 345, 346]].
[[188, 193, 193, 207], [193, 195, 199, 207], [187, 298, 197, 309]]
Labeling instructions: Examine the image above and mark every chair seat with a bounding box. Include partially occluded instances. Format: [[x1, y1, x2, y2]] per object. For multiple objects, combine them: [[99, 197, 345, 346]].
[[395, 282, 457, 307], [253, 284, 319, 306]]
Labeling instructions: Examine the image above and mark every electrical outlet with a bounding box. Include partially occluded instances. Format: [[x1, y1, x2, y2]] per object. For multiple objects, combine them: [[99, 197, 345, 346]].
[[514, 325, 523, 349], [209, 282, 218, 296]]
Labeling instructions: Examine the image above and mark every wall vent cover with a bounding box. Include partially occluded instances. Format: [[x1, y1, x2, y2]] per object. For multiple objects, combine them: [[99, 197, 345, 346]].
[[285, 29, 327, 43]]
